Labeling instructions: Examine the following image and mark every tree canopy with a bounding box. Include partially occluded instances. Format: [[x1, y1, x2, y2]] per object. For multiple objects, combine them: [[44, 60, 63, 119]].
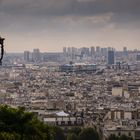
[[0, 105, 55, 140], [108, 134, 133, 140], [0, 105, 134, 140]]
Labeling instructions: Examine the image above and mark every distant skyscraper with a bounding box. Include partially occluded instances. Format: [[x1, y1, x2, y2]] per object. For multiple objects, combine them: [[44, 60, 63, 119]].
[[101, 48, 108, 56], [63, 47, 67, 54], [67, 47, 71, 57], [136, 54, 140, 61], [123, 47, 128, 55], [101, 48, 104, 53], [123, 47, 127, 52], [108, 50, 115, 65], [32, 49, 41, 62], [24, 51, 30, 62], [96, 46, 100, 53], [91, 46, 95, 56], [81, 47, 90, 56], [108, 47, 111, 51], [71, 47, 77, 59], [66, 47, 77, 59]]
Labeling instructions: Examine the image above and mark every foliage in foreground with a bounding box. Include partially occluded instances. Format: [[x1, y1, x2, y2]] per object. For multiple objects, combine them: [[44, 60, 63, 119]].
[[0, 105, 134, 140], [108, 134, 133, 140], [0, 105, 59, 140]]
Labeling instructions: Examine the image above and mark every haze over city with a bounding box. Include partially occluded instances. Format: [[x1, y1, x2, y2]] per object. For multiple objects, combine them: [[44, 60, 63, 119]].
[[0, 0, 140, 52], [1, 1, 140, 140]]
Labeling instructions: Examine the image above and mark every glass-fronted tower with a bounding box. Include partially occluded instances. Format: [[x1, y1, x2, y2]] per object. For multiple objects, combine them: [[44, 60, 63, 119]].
[[108, 50, 115, 65]]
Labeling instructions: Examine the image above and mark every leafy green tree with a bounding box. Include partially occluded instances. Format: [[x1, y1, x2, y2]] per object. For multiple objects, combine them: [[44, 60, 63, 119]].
[[53, 126, 65, 140], [0, 105, 49, 140], [119, 135, 133, 140], [0, 132, 20, 140], [69, 127, 82, 135], [78, 128, 100, 140], [67, 133, 78, 140], [108, 134, 118, 140], [108, 134, 133, 140]]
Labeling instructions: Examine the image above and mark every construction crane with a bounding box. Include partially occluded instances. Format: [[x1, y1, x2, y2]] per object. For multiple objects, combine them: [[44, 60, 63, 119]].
[[0, 36, 5, 65]]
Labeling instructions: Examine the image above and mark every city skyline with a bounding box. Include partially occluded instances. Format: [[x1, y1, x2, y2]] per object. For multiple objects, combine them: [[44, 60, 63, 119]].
[[0, 0, 140, 52], [8, 46, 139, 53]]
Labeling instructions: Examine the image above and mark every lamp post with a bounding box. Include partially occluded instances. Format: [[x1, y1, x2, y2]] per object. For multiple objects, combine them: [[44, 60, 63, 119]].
[[0, 36, 5, 65]]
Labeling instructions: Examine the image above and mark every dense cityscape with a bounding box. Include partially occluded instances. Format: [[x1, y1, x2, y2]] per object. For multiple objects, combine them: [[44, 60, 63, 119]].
[[0, 46, 140, 139], [0, 0, 140, 139]]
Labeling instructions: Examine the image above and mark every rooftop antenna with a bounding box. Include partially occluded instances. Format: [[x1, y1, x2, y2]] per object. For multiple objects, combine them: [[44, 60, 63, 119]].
[[0, 36, 5, 65]]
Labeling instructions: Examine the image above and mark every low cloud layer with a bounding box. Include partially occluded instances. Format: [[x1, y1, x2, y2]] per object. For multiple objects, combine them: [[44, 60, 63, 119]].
[[1, 0, 140, 16], [0, 0, 140, 52], [0, 0, 140, 27]]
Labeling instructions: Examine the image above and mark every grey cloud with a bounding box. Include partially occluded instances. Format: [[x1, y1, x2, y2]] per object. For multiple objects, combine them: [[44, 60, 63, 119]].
[[0, 0, 140, 16], [0, 0, 140, 33]]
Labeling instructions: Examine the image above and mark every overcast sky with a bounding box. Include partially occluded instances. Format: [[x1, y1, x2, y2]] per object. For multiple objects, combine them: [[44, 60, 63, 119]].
[[0, 0, 140, 52]]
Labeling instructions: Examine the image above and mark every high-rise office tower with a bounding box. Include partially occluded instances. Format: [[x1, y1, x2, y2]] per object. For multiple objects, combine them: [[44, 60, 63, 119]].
[[108, 50, 115, 65], [136, 54, 140, 61], [63, 47, 67, 54], [81, 47, 90, 56], [24, 51, 30, 62], [123, 47, 127, 52], [102, 48, 108, 57], [67, 47, 71, 57], [71, 47, 77, 59], [108, 47, 111, 51], [91, 46, 95, 56], [63, 47, 67, 58], [123, 47, 128, 55], [32, 49, 41, 62], [96, 46, 100, 53]]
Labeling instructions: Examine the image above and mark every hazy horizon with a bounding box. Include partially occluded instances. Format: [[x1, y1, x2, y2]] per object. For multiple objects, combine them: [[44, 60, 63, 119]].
[[4, 46, 140, 54], [0, 0, 140, 52]]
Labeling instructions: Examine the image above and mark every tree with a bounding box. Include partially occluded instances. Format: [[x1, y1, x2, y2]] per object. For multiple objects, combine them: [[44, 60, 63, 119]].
[[78, 128, 100, 140], [69, 127, 82, 135], [108, 134, 118, 140], [0, 105, 49, 140], [119, 135, 133, 140], [0, 132, 20, 140], [53, 126, 65, 140], [108, 134, 133, 140], [67, 133, 78, 140]]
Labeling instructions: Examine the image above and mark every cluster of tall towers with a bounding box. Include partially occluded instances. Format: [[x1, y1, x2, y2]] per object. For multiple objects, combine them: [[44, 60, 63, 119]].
[[24, 49, 41, 62], [63, 46, 116, 65]]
